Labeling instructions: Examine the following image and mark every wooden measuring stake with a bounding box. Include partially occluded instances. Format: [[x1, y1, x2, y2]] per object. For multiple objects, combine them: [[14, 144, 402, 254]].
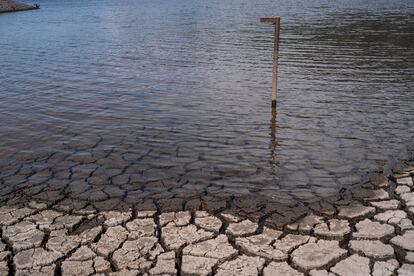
[[260, 16, 280, 107]]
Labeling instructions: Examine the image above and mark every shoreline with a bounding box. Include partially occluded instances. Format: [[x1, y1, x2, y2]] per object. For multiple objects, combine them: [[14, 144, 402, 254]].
[[0, 154, 413, 275], [0, 0, 37, 14]]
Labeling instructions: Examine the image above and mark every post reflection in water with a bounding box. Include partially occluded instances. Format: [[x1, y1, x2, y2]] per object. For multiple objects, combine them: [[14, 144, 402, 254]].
[[269, 105, 277, 173]]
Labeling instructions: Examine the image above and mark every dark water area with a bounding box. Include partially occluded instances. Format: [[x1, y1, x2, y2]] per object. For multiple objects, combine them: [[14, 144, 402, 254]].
[[0, 0, 413, 205]]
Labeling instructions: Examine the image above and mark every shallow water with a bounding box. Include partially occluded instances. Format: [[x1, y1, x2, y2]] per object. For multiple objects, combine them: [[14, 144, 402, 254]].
[[0, 0, 413, 203]]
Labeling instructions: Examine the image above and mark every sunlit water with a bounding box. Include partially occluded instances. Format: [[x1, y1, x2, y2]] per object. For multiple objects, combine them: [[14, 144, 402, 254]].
[[0, 0, 413, 203]]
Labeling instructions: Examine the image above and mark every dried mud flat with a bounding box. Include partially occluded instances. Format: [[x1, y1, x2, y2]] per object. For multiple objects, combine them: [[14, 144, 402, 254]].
[[0, 156, 414, 275]]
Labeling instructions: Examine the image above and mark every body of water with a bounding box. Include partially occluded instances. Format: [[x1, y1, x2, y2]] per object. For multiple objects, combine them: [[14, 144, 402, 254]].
[[0, 0, 413, 204]]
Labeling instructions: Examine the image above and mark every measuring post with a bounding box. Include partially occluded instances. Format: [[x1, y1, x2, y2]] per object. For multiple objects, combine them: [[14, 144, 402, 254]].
[[260, 16, 280, 108]]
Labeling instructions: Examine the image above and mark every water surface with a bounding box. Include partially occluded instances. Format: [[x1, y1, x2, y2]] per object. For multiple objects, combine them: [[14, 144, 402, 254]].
[[1, 0, 413, 203]]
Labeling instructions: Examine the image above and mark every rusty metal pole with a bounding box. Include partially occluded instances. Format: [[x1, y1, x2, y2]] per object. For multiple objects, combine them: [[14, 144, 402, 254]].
[[260, 16, 280, 107]]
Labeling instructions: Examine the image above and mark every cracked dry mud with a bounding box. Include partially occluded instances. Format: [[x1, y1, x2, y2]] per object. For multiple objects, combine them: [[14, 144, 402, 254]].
[[0, 158, 414, 275]]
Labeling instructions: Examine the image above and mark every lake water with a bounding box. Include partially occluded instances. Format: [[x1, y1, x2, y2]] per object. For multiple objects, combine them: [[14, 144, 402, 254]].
[[0, 0, 413, 205]]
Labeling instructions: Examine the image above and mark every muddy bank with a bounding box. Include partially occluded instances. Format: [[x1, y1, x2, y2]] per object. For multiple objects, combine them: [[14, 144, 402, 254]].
[[0, 153, 413, 275], [0, 0, 37, 13]]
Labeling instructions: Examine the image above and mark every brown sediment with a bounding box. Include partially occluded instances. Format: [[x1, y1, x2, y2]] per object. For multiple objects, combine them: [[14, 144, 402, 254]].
[[0, 0, 37, 14]]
